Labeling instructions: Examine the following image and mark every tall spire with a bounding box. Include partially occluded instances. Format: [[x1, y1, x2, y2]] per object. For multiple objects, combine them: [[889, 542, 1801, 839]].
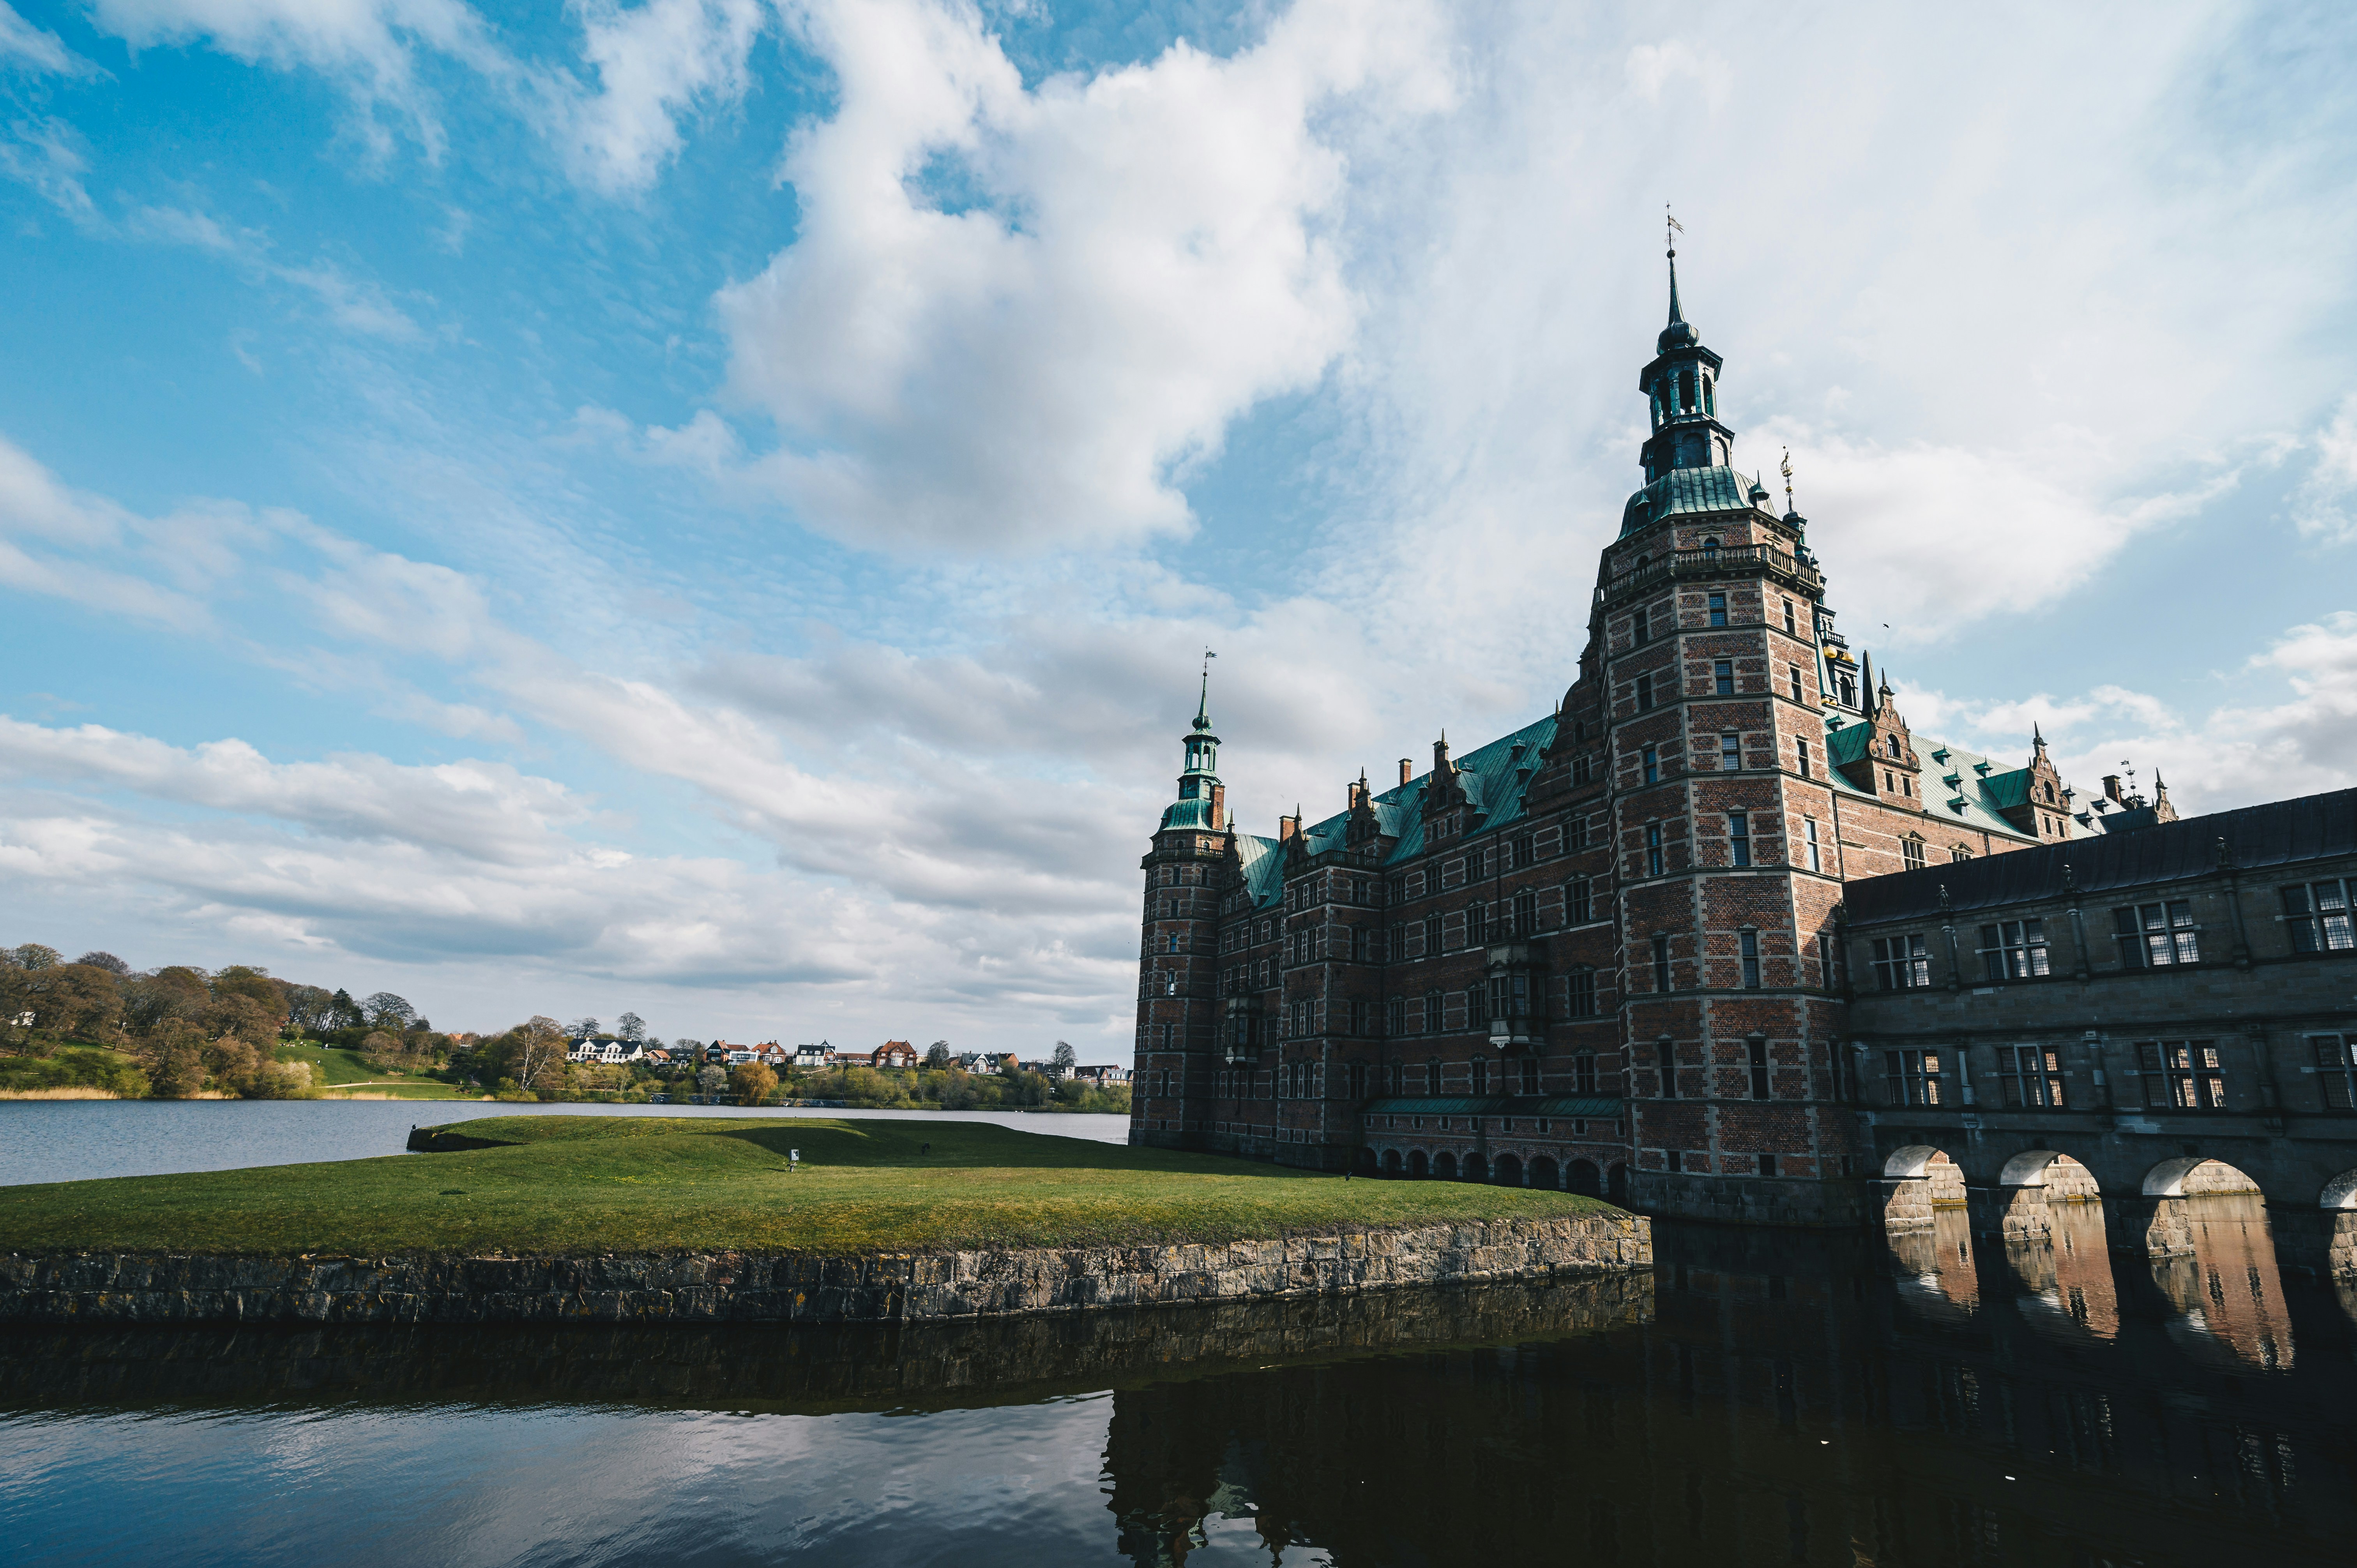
[[1193, 648, 1216, 733]]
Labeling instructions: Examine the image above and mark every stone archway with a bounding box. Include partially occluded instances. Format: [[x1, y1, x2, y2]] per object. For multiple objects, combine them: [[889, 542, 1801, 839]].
[[1354, 1147, 1377, 1176], [1382, 1148, 1403, 1178], [1880, 1148, 1962, 1234], [2319, 1171, 2357, 1279], [1494, 1153, 1523, 1187], [1409, 1149, 1429, 1180], [1567, 1158, 1601, 1197], [1463, 1153, 1488, 1183], [1434, 1151, 1458, 1180], [1528, 1156, 1560, 1191]]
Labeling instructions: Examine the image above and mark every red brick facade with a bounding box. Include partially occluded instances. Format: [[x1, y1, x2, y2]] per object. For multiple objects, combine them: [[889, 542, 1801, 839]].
[[1129, 258, 2141, 1226]]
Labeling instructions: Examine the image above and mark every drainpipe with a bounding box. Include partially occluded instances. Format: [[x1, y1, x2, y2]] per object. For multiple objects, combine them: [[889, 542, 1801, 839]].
[[2219, 835, 2254, 969], [1938, 883, 1962, 992], [2062, 862, 2091, 982]]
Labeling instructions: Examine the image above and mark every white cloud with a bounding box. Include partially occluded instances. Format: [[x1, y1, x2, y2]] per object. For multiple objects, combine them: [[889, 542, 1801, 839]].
[[2292, 394, 2357, 544], [0, 4, 93, 75], [553, 0, 765, 195], [0, 115, 97, 219], [708, 0, 1452, 552]]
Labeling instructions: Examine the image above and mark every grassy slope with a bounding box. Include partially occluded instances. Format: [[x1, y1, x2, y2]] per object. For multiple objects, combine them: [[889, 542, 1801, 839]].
[[275, 1042, 466, 1098], [0, 1116, 1614, 1257]]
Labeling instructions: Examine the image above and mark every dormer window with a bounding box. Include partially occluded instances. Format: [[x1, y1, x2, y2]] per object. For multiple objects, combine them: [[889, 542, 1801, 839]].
[[1885, 735, 1902, 759]]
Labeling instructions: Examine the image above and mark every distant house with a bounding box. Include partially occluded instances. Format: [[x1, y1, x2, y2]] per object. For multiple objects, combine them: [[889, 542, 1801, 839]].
[[1074, 1064, 1131, 1085], [965, 1050, 1020, 1074], [788, 1042, 832, 1070], [704, 1042, 735, 1065], [868, 1040, 918, 1070]]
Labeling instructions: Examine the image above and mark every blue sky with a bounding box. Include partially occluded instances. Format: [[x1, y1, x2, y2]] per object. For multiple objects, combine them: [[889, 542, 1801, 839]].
[[2, 0, 2353, 1049]]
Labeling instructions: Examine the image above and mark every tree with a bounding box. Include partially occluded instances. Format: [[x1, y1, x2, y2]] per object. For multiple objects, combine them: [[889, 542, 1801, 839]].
[[7, 944, 60, 971], [2, 962, 124, 1045], [282, 984, 336, 1033], [364, 992, 415, 1030], [697, 1064, 728, 1098], [74, 951, 131, 975], [327, 989, 364, 1030], [141, 1018, 208, 1098], [730, 1062, 778, 1105], [616, 1012, 646, 1043], [1052, 1040, 1076, 1072], [568, 1016, 601, 1041], [925, 1039, 952, 1068]]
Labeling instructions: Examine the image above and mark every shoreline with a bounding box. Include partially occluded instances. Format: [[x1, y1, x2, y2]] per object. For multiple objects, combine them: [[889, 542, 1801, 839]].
[[0, 1213, 1650, 1325]]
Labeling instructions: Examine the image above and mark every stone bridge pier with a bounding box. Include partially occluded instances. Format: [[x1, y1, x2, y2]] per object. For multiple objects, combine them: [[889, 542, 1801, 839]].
[[1867, 1121, 2357, 1277]]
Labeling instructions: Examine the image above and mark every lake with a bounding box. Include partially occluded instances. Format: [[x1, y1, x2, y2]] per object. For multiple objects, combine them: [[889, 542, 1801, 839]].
[[4, 1108, 2357, 1556], [4, 1188, 2353, 1565], [0, 1101, 1131, 1187]]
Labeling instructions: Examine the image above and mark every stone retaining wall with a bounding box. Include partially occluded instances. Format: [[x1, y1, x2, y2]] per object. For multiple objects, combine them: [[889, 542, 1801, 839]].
[[0, 1212, 1649, 1326]]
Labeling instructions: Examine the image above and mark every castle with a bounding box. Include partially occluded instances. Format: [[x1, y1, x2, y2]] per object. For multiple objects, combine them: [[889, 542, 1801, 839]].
[[1127, 247, 2190, 1227]]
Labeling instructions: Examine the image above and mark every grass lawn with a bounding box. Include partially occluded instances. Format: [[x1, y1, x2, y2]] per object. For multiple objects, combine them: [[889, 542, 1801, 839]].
[[0, 1115, 1617, 1257], [274, 1042, 466, 1098]]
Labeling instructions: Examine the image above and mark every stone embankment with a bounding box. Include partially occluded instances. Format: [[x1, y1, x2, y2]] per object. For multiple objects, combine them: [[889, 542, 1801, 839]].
[[0, 1212, 1649, 1326]]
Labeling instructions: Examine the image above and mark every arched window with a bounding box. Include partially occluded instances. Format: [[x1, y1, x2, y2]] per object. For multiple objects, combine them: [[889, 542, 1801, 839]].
[[1701, 536, 1720, 557], [1680, 370, 1695, 410]]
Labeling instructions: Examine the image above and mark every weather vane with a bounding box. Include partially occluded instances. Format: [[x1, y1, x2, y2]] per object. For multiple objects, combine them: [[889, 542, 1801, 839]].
[[1665, 203, 1682, 255], [1780, 447, 1795, 514]]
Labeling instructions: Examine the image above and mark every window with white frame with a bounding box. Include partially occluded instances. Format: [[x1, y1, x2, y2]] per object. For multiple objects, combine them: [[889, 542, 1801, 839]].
[[1720, 732, 1740, 771], [2116, 901, 2198, 967], [1978, 920, 2051, 980], [1996, 1045, 2066, 1107], [1804, 818, 1822, 872], [2136, 1040, 2226, 1109], [1872, 934, 1931, 990], [2283, 879, 2353, 952], [1901, 836, 1926, 870]]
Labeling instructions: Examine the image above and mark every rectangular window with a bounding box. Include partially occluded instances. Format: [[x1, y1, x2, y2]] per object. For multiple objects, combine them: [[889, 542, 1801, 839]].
[[1514, 835, 1534, 870], [1659, 1041, 1678, 1099], [2283, 880, 2354, 952], [1633, 604, 1649, 645], [1646, 823, 1664, 877], [1730, 812, 1751, 867], [1573, 752, 1595, 786], [1797, 738, 1811, 777], [1872, 934, 1931, 991], [1788, 665, 1804, 703], [1348, 1063, 1367, 1100], [2311, 1034, 2357, 1110], [1514, 889, 1537, 936], [1901, 837, 1926, 870], [1740, 929, 1761, 988], [1574, 1052, 1598, 1094], [1570, 814, 1590, 849], [2116, 901, 2198, 967], [1720, 732, 1740, 771], [1488, 971, 1530, 1022], [1708, 592, 1728, 627], [1883, 1048, 1944, 1106], [1636, 673, 1654, 711], [1642, 746, 1660, 785], [1424, 1059, 1441, 1095], [1978, 920, 2050, 980], [2136, 1040, 2226, 1109], [1748, 1035, 1770, 1099], [1567, 967, 1597, 1017], [1565, 875, 1592, 925], [1387, 997, 1406, 1038], [1997, 1045, 2066, 1108], [1713, 659, 1734, 696], [1423, 911, 1442, 955], [1783, 599, 1796, 635], [1804, 818, 1821, 872], [1349, 999, 1368, 1036], [1423, 991, 1442, 1034], [1758, 1153, 1778, 1177], [1652, 933, 1672, 993], [1466, 902, 1488, 946]]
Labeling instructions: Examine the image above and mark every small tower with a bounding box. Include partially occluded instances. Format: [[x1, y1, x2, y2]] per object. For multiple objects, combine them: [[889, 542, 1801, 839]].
[[1135, 662, 1233, 1150], [1636, 238, 1739, 481], [1159, 665, 1225, 833]]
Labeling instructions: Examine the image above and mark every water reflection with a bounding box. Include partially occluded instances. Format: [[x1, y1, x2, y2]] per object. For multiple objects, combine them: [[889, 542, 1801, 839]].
[[4, 1222, 2354, 1568]]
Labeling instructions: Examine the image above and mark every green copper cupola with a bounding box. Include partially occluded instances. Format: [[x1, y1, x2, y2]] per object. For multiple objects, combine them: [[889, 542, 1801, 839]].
[[1637, 242, 1737, 482], [1159, 667, 1226, 832]]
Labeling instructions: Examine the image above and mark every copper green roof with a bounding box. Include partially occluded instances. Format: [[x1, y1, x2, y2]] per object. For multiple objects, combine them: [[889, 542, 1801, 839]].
[[1619, 464, 1777, 536]]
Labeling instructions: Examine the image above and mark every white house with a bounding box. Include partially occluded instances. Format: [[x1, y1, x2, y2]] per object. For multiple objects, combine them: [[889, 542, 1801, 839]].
[[789, 1042, 832, 1070]]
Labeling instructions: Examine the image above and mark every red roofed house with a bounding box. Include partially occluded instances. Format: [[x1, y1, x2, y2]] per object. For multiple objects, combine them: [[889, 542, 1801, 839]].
[[869, 1040, 918, 1070]]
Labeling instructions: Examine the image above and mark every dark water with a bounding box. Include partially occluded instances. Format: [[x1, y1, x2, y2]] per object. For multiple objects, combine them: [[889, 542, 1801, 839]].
[[0, 1102, 1130, 1187], [5, 1199, 2353, 1567]]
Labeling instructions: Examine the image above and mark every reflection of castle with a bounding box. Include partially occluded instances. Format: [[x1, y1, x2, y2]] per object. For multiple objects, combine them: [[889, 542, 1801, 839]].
[[1128, 246, 2315, 1230]]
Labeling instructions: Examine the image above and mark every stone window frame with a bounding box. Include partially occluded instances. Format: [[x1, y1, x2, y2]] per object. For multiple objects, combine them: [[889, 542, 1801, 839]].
[[2282, 878, 2354, 954]]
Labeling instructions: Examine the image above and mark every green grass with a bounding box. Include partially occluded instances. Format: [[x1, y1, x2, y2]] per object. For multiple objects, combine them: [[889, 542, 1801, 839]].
[[274, 1042, 466, 1097], [0, 1116, 1616, 1257]]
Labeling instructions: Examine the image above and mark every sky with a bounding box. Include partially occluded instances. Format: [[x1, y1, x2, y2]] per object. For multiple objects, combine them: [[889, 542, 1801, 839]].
[[1, 0, 2353, 1050]]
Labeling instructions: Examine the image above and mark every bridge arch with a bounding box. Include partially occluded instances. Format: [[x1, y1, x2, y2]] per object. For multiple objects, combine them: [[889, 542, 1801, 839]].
[[2143, 1157, 2264, 1198], [1883, 1144, 1944, 1180], [2320, 1170, 2357, 1210]]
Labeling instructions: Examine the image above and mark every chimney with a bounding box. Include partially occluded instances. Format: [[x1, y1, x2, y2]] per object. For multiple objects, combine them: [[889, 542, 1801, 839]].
[[1399, 758, 1412, 786], [1209, 782, 1226, 831], [1278, 813, 1300, 843], [2102, 774, 2125, 805]]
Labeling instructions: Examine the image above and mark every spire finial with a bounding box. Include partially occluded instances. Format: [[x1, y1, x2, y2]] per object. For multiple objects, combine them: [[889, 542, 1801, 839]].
[[1780, 446, 1795, 514], [1193, 647, 1216, 730], [1664, 204, 1686, 325]]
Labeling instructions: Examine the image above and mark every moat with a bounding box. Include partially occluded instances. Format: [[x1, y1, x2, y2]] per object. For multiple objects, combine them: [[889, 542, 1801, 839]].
[[6, 1197, 2351, 1567]]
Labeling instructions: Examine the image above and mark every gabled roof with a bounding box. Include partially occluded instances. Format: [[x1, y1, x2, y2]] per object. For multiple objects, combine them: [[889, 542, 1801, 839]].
[[1818, 720, 2086, 844]]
